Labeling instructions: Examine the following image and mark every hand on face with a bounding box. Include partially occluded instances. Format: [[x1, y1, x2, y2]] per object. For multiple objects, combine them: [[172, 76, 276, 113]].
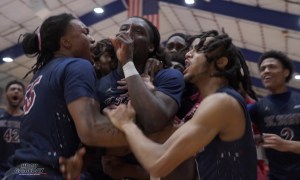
[[103, 101, 136, 131], [110, 33, 134, 66]]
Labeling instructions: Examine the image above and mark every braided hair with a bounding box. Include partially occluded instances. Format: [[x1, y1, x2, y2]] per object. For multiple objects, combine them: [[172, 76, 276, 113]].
[[21, 13, 75, 78], [193, 30, 257, 100]]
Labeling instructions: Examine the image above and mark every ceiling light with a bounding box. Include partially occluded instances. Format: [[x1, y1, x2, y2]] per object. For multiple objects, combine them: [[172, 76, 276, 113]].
[[3, 57, 13, 62], [185, 0, 195, 5], [295, 75, 300, 80], [94, 7, 104, 14]]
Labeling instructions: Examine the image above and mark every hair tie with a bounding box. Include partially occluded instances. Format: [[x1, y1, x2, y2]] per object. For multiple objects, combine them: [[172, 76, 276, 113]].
[[37, 32, 42, 51]]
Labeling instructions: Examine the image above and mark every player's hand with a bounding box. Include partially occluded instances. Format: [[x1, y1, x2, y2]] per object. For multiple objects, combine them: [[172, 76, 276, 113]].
[[141, 58, 162, 91], [262, 133, 289, 152], [110, 33, 133, 66], [104, 101, 136, 131], [254, 133, 264, 146], [59, 147, 86, 180], [143, 58, 163, 82], [117, 78, 128, 91]]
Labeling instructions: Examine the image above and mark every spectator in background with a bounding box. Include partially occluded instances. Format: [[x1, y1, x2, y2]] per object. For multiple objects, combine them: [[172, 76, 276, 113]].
[[92, 39, 118, 79], [0, 80, 24, 179], [165, 33, 191, 73], [248, 50, 300, 180]]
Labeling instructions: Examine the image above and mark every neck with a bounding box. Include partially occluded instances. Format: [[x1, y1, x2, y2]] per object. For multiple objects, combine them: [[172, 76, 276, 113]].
[[54, 50, 72, 58], [5, 105, 23, 116], [195, 77, 228, 98], [269, 85, 288, 95]]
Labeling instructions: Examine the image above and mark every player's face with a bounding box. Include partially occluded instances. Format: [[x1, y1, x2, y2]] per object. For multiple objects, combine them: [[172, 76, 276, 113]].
[[183, 37, 213, 84], [99, 52, 116, 76], [6, 84, 24, 108], [65, 19, 95, 61], [259, 58, 289, 92], [119, 17, 154, 63], [166, 36, 186, 53]]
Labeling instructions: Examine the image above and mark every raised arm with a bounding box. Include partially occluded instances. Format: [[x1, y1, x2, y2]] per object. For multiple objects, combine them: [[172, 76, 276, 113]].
[[126, 74, 182, 133], [112, 34, 184, 133]]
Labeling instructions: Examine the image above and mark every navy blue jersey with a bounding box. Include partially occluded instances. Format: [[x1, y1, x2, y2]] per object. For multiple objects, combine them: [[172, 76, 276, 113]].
[[248, 91, 300, 179], [12, 58, 97, 174], [94, 68, 184, 179], [196, 87, 257, 180], [0, 108, 23, 178], [97, 68, 184, 111]]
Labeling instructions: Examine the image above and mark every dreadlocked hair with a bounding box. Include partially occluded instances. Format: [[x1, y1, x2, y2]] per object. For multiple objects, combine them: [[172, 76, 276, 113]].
[[21, 13, 75, 78], [195, 30, 257, 100]]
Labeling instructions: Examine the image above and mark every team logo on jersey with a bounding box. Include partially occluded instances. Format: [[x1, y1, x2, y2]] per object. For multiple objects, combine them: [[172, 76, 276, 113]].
[[293, 104, 300, 109], [264, 106, 270, 111], [105, 87, 115, 93], [24, 75, 43, 115]]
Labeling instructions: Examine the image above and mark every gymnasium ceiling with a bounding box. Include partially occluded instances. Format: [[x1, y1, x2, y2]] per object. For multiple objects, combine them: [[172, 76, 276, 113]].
[[0, 0, 300, 97]]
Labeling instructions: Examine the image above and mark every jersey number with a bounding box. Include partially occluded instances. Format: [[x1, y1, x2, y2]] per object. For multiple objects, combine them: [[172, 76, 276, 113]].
[[3, 128, 20, 143], [24, 75, 43, 115]]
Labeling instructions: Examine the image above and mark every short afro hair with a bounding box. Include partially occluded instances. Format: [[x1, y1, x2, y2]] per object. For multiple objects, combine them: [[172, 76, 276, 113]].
[[258, 50, 294, 82]]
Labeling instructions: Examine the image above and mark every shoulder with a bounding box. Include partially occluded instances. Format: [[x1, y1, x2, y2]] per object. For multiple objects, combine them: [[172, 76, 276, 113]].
[[155, 69, 184, 85], [97, 71, 118, 87], [291, 91, 300, 98], [0, 108, 6, 114], [157, 69, 183, 78], [191, 93, 242, 133], [255, 96, 271, 107], [200, 93, 241, 114], [49, 58, 94, 75], [64, 58, 94, 69]]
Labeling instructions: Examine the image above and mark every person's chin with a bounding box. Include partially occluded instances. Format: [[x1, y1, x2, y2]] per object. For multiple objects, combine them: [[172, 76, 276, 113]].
[[184, 73, 192, 83]]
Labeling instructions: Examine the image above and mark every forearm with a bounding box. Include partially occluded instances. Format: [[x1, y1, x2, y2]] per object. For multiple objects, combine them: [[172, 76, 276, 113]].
[[286, 140, 300, 154], [126, 76, 172, 132], [86, 117, 127, 147], [122, 123, 165, 175], [69, 98, 127, 147]]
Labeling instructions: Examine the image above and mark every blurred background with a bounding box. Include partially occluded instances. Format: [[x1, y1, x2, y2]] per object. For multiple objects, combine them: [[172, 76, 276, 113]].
[[0, 0, 300, 105]]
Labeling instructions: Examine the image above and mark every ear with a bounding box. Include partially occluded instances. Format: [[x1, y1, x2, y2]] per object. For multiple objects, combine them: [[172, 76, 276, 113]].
[[283, 68, 290, 79], [60, 37, 71, 49], [216, 57, 228, 70], [148, 43, 155, 53]]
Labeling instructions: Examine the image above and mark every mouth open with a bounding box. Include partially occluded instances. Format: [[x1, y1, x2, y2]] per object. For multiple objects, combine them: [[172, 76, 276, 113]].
[[263, 76, 271, 82], [183, 60, 191, 74], [12, 96, 20, 101]]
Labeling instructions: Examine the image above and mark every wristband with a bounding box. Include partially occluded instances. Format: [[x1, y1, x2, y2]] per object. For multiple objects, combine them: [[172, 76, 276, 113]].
[[122, 61, 139, 78]]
